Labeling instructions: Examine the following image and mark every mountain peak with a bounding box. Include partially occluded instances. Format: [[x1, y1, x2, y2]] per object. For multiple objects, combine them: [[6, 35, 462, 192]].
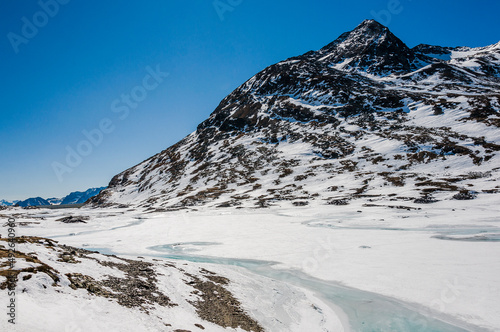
[[318, 19, 390, 51], [356, 19, 388, 33], [313, 19, 422, 75]]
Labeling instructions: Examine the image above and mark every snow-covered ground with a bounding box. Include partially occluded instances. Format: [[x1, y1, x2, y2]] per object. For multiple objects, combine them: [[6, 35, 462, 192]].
[[2, 192, 499, 331], [1, 220, 341, 332]]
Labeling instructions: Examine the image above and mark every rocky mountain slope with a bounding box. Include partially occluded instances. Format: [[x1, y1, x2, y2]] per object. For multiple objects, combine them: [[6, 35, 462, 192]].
[[89, 20, 500, 210]]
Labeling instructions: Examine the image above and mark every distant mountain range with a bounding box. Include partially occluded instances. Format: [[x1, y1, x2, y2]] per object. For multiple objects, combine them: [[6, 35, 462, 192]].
[[0, 199, 19, 206], [60, 187, 106, 205], [0, 187, 106, 207]]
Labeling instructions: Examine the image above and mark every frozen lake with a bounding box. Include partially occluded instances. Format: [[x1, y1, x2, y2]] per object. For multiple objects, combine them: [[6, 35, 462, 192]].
[[19, 198, 500, 331]]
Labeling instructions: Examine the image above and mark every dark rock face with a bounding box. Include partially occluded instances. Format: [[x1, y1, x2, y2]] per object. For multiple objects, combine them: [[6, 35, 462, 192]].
[[452, 191, 478, 200], [56, 216, 89, 223], [412, 44, 456, 60], [89, 20, 500, 209]]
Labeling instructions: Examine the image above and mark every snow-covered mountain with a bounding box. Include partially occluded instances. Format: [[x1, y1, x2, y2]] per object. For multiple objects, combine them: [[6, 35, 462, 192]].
[[15, 197, 51, 207], [60, 187, 106, 205], [89, 19, 500, 210], [0, 199, 18, 206], [46, 197, 63, 205]]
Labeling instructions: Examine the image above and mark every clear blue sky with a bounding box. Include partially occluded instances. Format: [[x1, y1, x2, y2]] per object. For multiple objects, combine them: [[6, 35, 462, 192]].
[[0, 0, 498, 201]]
